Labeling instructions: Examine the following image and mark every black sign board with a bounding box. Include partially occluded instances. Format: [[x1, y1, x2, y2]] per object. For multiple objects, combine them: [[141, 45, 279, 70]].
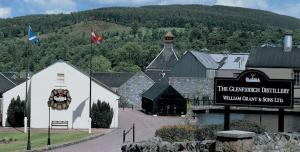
[[214, 70, 294, 109]]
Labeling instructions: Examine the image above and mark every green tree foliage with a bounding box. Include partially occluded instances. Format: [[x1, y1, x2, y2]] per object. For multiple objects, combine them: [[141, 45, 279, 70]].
[[91, 55, 112, 72], [112, 62, 140, 73], [0, 5, 299, 74], [6, 96, 25, 127], [91, 100, 114, 128]]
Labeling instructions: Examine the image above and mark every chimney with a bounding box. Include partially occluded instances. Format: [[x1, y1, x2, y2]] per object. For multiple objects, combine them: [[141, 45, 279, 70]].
[[164, 31, 174, 49], [284, 33, 293, 52]]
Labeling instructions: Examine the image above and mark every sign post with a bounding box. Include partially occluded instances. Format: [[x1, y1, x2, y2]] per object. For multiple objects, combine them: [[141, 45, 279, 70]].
[[215, 70, 293, 132], [224, 106, 230, 130]]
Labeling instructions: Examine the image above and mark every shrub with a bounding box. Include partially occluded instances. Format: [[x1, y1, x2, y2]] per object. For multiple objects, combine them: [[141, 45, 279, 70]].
[[91, 100, 114, 128], [195, 120, 266, 140], [6, 96, 25, 127], [155, 125, 196, 142], [195, 124, 223, 140]]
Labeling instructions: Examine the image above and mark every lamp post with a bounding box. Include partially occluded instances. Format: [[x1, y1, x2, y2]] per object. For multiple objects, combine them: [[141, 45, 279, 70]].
[[48, 106, 51, 145], [26, 45, 31, 150]]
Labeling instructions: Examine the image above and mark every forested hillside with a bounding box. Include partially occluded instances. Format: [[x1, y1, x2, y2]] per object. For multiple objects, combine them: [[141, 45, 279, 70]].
[[0, 5, 300, 77]]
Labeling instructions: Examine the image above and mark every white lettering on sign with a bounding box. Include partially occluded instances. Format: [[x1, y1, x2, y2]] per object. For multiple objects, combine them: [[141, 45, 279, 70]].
[[54, 96, 67, 102], [217, 86, 290, 94]]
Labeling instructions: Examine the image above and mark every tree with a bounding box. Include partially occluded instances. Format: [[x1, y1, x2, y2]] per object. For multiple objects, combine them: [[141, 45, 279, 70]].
[[91, 55, 112, 72], [91, 100, 114, 128], [112, 62, 140, 72], [131, 22, 138, 38], [7, 96, 25, 127]]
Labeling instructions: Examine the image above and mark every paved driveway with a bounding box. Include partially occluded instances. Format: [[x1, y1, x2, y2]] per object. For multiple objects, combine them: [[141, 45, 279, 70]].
[[49, 108, 183, 152]]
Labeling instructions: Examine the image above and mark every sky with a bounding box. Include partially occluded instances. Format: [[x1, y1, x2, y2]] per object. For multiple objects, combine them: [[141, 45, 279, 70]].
[[0, 0, 300, 19]]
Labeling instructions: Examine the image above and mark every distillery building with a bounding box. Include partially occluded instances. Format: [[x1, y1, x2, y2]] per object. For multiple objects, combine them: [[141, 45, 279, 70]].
[[1, 61, 119, 129]]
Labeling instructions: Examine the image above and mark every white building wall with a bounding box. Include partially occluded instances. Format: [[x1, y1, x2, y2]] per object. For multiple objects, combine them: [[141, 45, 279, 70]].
[[2, 62, 119, 128], [2, 82, 26, 126]]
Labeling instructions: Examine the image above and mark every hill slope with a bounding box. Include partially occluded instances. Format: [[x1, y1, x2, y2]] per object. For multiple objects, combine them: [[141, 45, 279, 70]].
[[0, 5, 299, 75]]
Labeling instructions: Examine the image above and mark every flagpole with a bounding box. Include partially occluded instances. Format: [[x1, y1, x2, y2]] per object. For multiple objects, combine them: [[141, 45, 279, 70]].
[[89, 36, 92, 134], [26, 43, 31, 150]]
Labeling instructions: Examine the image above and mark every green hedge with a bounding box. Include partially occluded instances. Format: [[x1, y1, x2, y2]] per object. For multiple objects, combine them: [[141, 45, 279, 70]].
[[155, 125, 196, 142], [195, 120, 267, 140], [91, 100, 114, 128], [155, 120, 266, 142]]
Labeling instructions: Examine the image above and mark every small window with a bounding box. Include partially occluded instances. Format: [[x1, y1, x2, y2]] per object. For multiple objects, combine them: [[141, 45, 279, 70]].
[[57, 73, 65, 84], [294, 70, 300, 86]]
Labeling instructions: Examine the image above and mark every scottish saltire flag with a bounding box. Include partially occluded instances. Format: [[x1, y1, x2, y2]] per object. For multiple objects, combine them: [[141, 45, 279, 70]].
[[28, 26, 40, 46]]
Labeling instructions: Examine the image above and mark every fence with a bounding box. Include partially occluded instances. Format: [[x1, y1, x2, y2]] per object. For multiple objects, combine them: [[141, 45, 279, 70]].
[[123, 123, 135, 143]]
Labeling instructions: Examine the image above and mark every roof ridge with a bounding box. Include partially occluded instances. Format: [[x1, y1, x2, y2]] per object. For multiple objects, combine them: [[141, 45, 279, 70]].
[[0, 72, 17, 86]]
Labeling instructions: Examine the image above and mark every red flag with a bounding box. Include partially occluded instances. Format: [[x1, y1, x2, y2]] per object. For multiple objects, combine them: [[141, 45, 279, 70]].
[[91, 28, 102, 45]]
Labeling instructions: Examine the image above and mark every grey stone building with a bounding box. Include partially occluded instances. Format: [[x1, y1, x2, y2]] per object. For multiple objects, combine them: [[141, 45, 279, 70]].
[[117, 71, 155, 108], [145, 31, 178, 83], [169, 51, 219, 101]]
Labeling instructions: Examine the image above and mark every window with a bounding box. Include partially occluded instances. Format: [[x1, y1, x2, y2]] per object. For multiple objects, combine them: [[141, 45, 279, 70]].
[[57, 73, 65, 84], [294, 70, 300, 86]]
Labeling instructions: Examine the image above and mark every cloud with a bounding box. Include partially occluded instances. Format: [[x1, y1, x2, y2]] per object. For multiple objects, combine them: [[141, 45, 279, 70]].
[[215, 0, 268, 10], [275, 3, 300, 19], [0, 7, 11, 18]]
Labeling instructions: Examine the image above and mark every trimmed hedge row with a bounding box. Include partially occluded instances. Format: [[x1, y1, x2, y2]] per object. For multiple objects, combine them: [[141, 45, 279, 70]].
[[154, 125, 196, 142], [155, 120, 266, 142]]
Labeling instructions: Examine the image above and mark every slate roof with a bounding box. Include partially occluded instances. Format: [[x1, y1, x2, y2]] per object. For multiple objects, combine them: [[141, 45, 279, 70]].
[[92, 72, 134, 88], [210, 54, 227, 63], [145, 70, 170, 83], [219, 53, 249, 70], [190, 51, 219, 69], [10, 78, 26, 85], [1, 72, 18, 79], [246, 47, 300, 68], [146, 45, 178, 71], [0, 73, 17, 96], [142, 83, 170, 101]]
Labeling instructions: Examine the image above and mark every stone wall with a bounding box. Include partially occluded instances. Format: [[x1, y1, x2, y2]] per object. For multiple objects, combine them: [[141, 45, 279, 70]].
[[253, 132, 300, 151], [122, 133, 300, 152], [169, 77, 214, 100], [121, 137, 215, 152], [117, 71, 155, 108]]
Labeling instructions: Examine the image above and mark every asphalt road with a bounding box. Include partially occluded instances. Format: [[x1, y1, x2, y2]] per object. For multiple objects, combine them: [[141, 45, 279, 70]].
[[49, 108, 183, 152]]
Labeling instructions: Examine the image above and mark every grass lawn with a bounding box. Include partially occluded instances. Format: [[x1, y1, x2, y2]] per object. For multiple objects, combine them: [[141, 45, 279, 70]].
[[0, 131, 92, 152]]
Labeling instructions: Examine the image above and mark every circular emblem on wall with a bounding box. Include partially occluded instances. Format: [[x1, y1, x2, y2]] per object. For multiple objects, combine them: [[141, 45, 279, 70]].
[[48, 89, 71, 110]]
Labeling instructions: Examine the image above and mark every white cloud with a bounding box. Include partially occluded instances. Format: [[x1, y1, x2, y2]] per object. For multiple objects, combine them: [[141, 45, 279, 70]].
[[276, 3, 300, 19], [0, 7, 11, 18], [215, 0, 268, 10]]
